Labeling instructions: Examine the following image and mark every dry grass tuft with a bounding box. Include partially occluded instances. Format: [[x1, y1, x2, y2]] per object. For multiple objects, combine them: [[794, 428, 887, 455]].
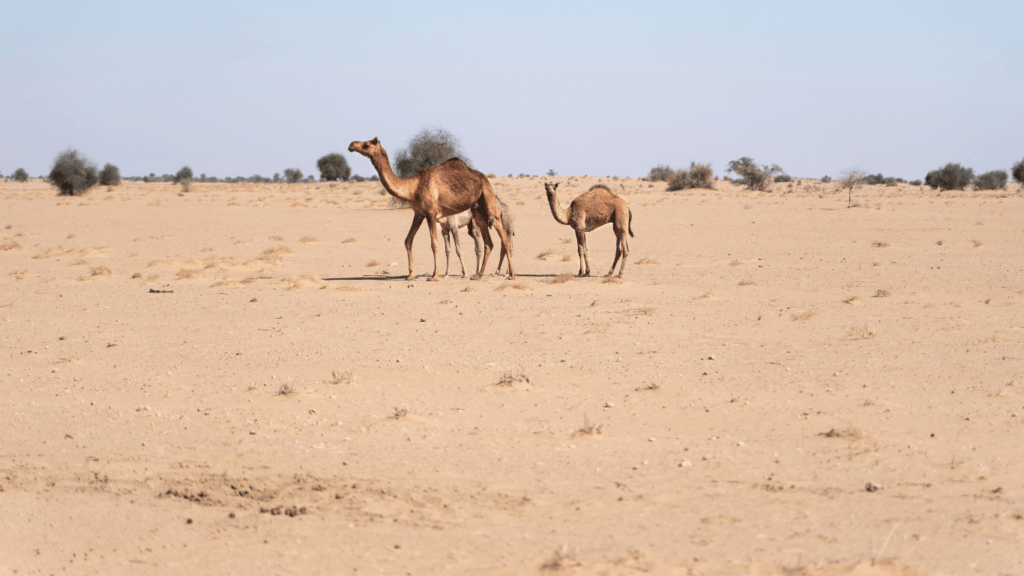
[[729, 259, 743, 267], [299, 236, 318, 243], [572, 413, 603, 437], [9, 269, 27, 280], [636, 257, 660, 265], [391, 406, 409, 419], [336, 284, 362, 292], [549, 273, 574, 284], [819, 427, 865, 439], [971, 239, 983, 248], [602, 276, 623, 284], [541, 545, 581, 571], [536, 249, 557, 260], [494, 369, 530, 387], [696, 291, 714, 300], [844, 326, 876, 340], [176, 268, 201, 280], [623, 306, 656, 317], [269, 235, 284, 241], [342, 237, 357, 244], [843, 295, 861, 305], [330, 370, 355, 385], [738, 279, 757, 287], [366, 259, 382, 268], [0, 240, 21, 251], [90, 266, 112, 277], [495, 282, 532, 292], [874, 289, 891, 298], [791, 310, 817, 322], [871, 241, 889, 248], [276, 383, 296, 396]]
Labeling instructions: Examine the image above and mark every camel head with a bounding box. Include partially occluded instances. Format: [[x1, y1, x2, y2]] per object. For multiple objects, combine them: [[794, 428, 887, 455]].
[[348, 137, 382, 158], [544, 182, 558, 195]]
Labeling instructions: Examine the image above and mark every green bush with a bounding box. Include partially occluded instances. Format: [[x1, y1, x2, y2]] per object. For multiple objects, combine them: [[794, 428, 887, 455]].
[[174, 166, 194, 184], [973, 170, 1007, 191], [49, 148, 98, 196], [726, 157, 783, 191], [821, 175, 832, 183], [394, 127, 470, 178], [13, 168, 29, 182], [99, 163, 121, 186], [909, 179, 922, 186], [283, 168, 303, 183], [1011, 158, 1024, 186], [774, 174, 792, 183], [925, 163, 973, 191], [317, 153, 351, 181], [647, 165, 674, 182]]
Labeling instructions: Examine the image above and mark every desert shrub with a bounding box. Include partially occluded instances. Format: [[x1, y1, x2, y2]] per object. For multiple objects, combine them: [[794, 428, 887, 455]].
[[821, 175, 832, 183], [317, 153, 350, 181], [13, 168, 29, 182], [925, 163, 973, 191], [909, 179, 922, 186], [726, 157, 783, 191], [973, 170, 1007, 190], [1011, 158, 1024, 186], [283, 168, 303, 183], [393, 127, 470, 178], [98, 163, 121, 186], [838, 169, 867, 208], [547, 169, 557, 177], [350, 174, 366, 182], [174, 166, 193, 184], [667, 162, 714, 191], [647, 165, 674, 182], [273, 173, 281, 183], [49, 148, 98, 196], [774, 174, 792, 183]]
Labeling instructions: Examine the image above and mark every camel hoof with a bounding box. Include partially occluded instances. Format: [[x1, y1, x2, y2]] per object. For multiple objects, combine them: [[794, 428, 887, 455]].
[[406, 275, 415, 281], [428, 276, 441, 282], [470, 274, 483, 281]]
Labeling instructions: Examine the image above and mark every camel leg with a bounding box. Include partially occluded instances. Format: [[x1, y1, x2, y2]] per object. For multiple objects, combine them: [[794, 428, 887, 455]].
[[450, 221, 468, 277], [441, 225, 452, 277], [478, 193, 515, 279], [404, 213, 425, 281], [575, 229, 590, 277], [607, 234, 622, 277], [470, 210, 493, 280], [617, 229, 629, 277], [425, 213, 442, 281], [468, 218, 484, 277]]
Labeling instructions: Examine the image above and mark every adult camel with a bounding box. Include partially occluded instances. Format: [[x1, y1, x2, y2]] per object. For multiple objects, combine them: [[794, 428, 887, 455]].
[[348, 138, 515, 281], [545, 182, 633, 277]]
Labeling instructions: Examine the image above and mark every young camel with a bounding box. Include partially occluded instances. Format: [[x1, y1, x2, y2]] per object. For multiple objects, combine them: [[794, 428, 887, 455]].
[[544, 182, 634, 277], [439, 197, 515, 277], [348, 138, 514, 281]]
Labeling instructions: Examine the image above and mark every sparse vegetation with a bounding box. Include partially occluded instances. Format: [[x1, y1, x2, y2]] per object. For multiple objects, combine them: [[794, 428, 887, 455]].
[[774, 174, 792, 183], [667, 162, 714, 191], [49, 148, 98, 196], [174, 166, 193, 184], [647, 165, 674, 182], [393, 127, 470, 178], [973, 170, 1007, 191], [494, 369, 530, 387], [13, 168, 29, 182], [572, 413, 603, 436], [925, 163, 973, 191], [98, 163, 121, 186], [1012, 158, 1024, 188], [317, 153, 351, 182], [283, 168, 303, 184], [726, 157, 783, 191], [838, 169, 867, 208], [821, 175, 832, 184]]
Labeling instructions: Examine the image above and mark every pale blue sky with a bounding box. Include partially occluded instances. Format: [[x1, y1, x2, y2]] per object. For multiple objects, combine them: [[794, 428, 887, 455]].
[[2, 1, 1021, 180]]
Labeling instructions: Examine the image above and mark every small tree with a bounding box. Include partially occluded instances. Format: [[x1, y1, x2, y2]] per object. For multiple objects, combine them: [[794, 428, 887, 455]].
[[1011, 158, 1024, 191], [13, 168, 29, 182], [925, 163, 973, 191], [49, 148, 98, 196], [174, 166, 194, 184], [821, 175, 832, 183], [838, 169, 867, 208], [667, 162, 714, 191], [547, 169, 557, 177], [317, 153, 351, 181], [284, 168, 303, 183], [973, 170, 1007, 191], [394, 127, 470, 178], [99, 163, 121, 186], [726, 157, 782, 191]]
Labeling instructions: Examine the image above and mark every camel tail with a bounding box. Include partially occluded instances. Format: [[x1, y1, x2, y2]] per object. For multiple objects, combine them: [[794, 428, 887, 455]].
[[628, 208, 634, 238]]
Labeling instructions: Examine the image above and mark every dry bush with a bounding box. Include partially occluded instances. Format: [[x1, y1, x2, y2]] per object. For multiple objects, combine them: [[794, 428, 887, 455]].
[[366, 259, 381, 267], [495, 282, 532, 291], [541, 545, 580, 571], [1, 240, 21, 251], [90, 266, 112, 277], [844, 326, 876, 340], [819, 427, 865, 439], [549, 273, 574, 284], [342, 237, 357, 244], [494, 369, 530, 387], [871, 241, 889, 248], [391, 406, 409, 419], [729, 259, 743, 266], [329, 370, 354, 385], [536, 249, 557, 260], [695, 291, 714, 299], [843, 295, 861, 304], [971, 239, 983, 248], [176, 268, 201, 280], [299, 236, 318, 243], [874, 289, 891, 298], [277, 383, 296, 396], [572, 413, 603, 437], [268, 234, 284, 242], [738, 279, 757, 286]]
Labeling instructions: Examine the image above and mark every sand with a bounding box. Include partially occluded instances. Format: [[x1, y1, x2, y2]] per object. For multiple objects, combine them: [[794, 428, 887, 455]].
[[1, 176, 1022, 575]]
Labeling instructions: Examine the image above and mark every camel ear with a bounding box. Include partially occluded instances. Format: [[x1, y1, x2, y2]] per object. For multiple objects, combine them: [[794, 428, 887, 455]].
[[553, 183, 558, 190], [370, 137, 379, 145]]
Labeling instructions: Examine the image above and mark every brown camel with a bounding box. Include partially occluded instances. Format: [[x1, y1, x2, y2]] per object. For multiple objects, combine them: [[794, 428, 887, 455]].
[[544, 182, 634, 277], [347, 138, 515, 281]]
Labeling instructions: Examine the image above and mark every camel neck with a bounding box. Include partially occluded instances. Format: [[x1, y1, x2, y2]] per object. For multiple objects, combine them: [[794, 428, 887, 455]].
[[370, 150, 416, 201], [546, 191, 570, 225]]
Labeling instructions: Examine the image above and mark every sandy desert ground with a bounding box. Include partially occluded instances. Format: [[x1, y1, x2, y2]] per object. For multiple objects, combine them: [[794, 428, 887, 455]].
[[1, 175, 1023, 575]]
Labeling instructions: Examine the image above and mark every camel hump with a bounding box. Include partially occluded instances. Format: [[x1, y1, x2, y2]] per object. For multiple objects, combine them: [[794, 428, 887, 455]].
[[589, 184, 612, 193]]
